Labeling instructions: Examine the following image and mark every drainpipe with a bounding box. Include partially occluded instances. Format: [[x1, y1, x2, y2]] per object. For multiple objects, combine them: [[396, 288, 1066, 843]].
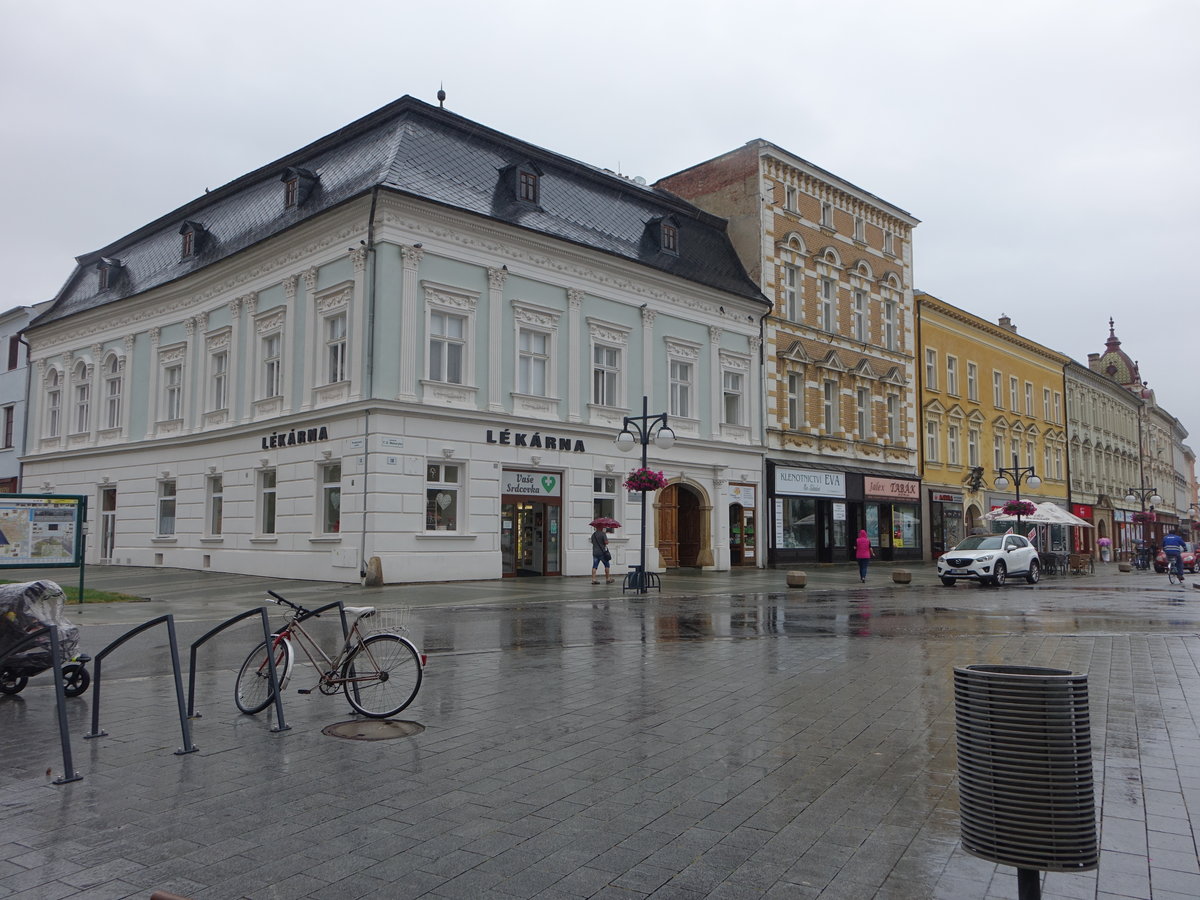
[[359, 187, 380, 581], [16, 333, 32, 492], [914, 295, 926, 558]]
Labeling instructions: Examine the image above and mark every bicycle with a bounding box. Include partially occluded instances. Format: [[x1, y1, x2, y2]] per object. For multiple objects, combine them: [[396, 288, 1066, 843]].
[[1166, 552, 1186, 586], [235, 590, 424, 719]]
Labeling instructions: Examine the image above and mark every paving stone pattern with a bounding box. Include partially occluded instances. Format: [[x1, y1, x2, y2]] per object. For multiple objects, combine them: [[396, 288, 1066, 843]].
[[3, 589, 1200, 898]]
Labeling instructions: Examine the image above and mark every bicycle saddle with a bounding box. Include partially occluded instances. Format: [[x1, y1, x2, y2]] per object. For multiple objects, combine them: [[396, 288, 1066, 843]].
[[343, 606, 377, 619]]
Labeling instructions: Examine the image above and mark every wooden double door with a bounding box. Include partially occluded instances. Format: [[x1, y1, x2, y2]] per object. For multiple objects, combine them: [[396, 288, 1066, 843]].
[[656, 484, 701, 567]]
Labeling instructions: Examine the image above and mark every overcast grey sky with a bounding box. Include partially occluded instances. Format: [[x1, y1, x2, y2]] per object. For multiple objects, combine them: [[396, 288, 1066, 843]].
[[3, 1, 1197, 443]]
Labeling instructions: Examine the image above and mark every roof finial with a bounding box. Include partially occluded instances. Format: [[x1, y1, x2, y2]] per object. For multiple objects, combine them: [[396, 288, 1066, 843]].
[[437, 83, 446, 108], [1108, 317, 1115, 338]]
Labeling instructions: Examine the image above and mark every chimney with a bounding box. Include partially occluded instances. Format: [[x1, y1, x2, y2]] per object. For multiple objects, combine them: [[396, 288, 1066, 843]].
[[1087, 352, 1100, 373], [997, 315, 1017, 333]]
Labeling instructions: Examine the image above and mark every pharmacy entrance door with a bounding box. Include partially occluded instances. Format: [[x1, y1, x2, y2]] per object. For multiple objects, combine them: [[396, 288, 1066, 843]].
[[501, 500, 562, 577]]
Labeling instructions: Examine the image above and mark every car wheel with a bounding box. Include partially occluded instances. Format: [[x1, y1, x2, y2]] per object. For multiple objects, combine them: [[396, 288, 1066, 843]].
[[1025, 559, 1040, 584], [940, 577, 956, 587], [993, 561, 1007, 586]]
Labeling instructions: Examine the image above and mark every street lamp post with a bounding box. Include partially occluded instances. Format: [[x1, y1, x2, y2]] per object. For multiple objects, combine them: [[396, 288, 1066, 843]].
[[994, 454, 1042, 532], [1124, 485, 1161, 556], [616, 395, 675, 594]]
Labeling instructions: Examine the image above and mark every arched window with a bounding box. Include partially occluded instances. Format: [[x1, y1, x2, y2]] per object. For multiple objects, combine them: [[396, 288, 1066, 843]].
[[103, 355, 122, 430], [72, 361, 90, 434], [45, 369, 61, 437]]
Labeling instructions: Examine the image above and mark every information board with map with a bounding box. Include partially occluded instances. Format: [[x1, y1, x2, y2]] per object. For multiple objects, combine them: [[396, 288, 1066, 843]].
[[0, 495, 86, 568]]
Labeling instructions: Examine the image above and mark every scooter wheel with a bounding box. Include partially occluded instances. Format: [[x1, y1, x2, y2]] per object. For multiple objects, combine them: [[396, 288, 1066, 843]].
[[61, 663, 90, 697], [0, 668, 28, 695]]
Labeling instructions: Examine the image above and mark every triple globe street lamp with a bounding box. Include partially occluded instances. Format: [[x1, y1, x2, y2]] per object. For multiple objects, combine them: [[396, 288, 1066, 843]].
[[994, 455, 1041, 531], [616, 396, 675, 594]]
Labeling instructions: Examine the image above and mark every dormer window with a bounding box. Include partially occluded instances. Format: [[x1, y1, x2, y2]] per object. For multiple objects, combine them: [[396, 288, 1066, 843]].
[[645, 215, 681, 255], [661, 222, 678, 253], [280, 167, 318, 208], [96, 257, 123, 291], [518, 167, 539, 203], [179, 221, 208, 259]]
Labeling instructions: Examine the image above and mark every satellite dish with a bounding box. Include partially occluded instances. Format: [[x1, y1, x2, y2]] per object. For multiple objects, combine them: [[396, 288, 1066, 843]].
[[633, 176, 647, 185]]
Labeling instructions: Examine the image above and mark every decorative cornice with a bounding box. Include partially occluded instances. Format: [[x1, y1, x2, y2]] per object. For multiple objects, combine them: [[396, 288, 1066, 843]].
[[349, 246, 368, 274], [567, 288, 584, 308], [303, 267, 319, 291], [282, 276, 298, 300], [488, 266, 507, 290]]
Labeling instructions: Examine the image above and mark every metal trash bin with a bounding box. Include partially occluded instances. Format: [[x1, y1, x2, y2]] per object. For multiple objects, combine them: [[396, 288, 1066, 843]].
[[954, 665, 1098, 898]]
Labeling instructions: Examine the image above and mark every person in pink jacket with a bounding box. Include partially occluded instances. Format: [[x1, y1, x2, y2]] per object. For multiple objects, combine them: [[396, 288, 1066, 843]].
[[855, 529, 873, 582]]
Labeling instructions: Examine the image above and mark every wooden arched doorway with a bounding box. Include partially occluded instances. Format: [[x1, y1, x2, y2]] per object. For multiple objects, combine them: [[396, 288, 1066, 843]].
[[657, 483, 702, 567]]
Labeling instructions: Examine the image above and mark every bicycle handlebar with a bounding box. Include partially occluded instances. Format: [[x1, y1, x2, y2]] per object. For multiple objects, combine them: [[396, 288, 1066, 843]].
[[266, 590, 316, 617]]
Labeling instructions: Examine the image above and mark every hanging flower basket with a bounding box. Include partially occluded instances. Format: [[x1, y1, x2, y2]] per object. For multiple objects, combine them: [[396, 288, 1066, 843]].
[[624, 467, 668, 492], [1132, 511, 1154, 524], [1002, 500, 1037, 517]]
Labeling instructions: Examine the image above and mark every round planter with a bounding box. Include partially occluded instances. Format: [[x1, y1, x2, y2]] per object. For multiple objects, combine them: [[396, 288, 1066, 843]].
[[892, 569, 912, 584], [786, 571, 806, 588]]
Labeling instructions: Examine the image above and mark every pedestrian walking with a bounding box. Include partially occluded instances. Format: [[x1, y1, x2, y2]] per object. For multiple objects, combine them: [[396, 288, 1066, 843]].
[[855, 529, 873, 582], [591, 526, 613, 584]]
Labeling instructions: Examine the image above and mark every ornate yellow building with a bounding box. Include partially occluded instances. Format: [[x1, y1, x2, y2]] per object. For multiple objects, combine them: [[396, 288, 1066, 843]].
[[916, 293, 1070, 555]]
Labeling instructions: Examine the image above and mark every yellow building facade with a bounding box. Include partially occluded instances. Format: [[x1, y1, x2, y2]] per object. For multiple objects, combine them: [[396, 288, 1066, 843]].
[[916, 293, 1070, 556]]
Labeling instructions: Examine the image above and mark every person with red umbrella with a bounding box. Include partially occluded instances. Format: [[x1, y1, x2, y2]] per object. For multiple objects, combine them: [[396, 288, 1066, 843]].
[[588, 517, 620, 584]]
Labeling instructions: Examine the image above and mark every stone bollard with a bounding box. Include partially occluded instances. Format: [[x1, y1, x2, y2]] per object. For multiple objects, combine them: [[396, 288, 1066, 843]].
[[786, 571, 806, 588], [1118, 562, 1132, 573], [364, 556, 384, 587], [892, 569, 912, 584]]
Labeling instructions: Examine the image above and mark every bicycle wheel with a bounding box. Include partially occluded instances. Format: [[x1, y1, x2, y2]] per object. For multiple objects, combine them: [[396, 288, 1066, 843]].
[[342, 633, 422, 718], [235, 636, 293, 715]]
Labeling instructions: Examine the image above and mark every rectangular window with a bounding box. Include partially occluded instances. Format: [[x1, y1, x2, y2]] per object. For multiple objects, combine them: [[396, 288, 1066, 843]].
[[46, 373, 61, 438], [785, 185, 797, 210], [925, 421, 939, 462], [883, 302, 897, 350], [993, 371, 1003, 408], [661, 223, 678, 252], [211, 351, 228, 411], [518, 328, 549, 396], [968, 427, 980, 467], [1024, 382, 1033, 416], [426, 463, 460, 531], [819, 279, 834, 331], [883, 231, 894, 255], [262, 334, 282, 398], [1044, 445, 1052, 479], [820, 201, 834, 228], [320, 463, 341, 534], [886, 395, 898, 443], [157, 479, 176, 536], [788, 373, 803, 429], [164, 364, 183, 420], [1026, 439, 1035, 469], [853, 291, 866, 341], [722, 371, 744, 426], [2, 406, 13, 449], [1043, 388, 1051, 421], [853, 216, 865, 242], [669, 360, 692, 418], [73, 382, 90, 434], [822, 380, 837, 433], [518, 170, 538, 202], [1010, 437, 1020, 466], [856, 388, 870, 438], [948, 424, 960, 465], [967, 362, 978, 401], [104, 360, 121, 430], [7, 336, 19, 371], [925, 349, 938, 391], [1055, 447, 1063, 480], [593, 475, 617, 521], [1053, 392, 1061, 424], [784, 266, 800, 321], [946, 356, 958, 396], [994, 435, 1004, 470], [207, 475, 223, 537], [326, 313, 347, 384], [429, 311, 465, 384], [1009, 377, 1018, 412], [592, 344, 620, 407], [258, 469, 277, 535]]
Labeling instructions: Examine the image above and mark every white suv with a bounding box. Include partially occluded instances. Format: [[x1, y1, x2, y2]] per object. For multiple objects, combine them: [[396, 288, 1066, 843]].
[[937, 534, 1040, 586]]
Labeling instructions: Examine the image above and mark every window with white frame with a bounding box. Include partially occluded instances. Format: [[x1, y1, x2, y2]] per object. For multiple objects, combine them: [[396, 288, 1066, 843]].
[[1, 405, 12, 450], [425, 462, 460, 531], [853, 217, 865, 242], [157, 479, 176, 536], [592, 343, 620, 407], [883, 231, 894, 255], [325, 312, 347, 385], [1010, 436, 1020, 465], [71, 361, 89, 434], [261, 332, 282, 399], [820, 201, 834, 228], [968, 427, 980, 467], [1024, 382, 1033, 416], [784, 265, 800, 321], [882, 301, 897, 350], [206, 475, 223, 537], [856, 387, 870, 437], [258, 468, 277, 535], [104, 356, 121, 429], [822, 380, 837, 433], [669, 358, 693, 419], [926, 420, 940, 462], [1042, 388, 1051, 421], [593, 475, 618, 520], [45, 369, 61, 437], [925, 348, 938, 391], [967, 362, 978, 402], [994, 434, 1004, 470], [993, 371, 1003, 408], [163, 362, 183, 421], [788, 372, 803, 429], [428, 310, 466, 384], [886, 395, 899, 443], [319, 462, 341, 534], [946, 356, 959, 396], [819, 279, 835, 331], [1044, 446, 1052, 479], [1026, 439, 1035, 468], [723, 370, 744, 426], [1009, 377, 1019, 412], [517, 327, 550, 396], [948, 423, 960, 465], [1054, 447, 1063, 479], [1053, 392, 1061, 424], [853, 291, 866, 341], [785, 185, 797, 211], [210, 350, 228, 412]]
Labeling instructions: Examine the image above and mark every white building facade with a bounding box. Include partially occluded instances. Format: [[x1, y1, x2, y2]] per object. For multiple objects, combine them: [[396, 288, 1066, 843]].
[[22, 98, 769, 584]]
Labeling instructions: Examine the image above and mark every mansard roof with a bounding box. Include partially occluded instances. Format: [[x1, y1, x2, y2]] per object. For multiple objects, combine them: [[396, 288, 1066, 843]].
[[36, 95, 767, 327]]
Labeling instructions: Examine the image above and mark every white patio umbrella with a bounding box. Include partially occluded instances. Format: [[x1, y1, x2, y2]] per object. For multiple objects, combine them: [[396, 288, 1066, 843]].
[[984, 502, 1094, 527]]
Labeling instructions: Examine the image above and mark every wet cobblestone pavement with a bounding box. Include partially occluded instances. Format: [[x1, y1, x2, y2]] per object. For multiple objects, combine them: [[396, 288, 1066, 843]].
[[3, 564, 1200, 898]]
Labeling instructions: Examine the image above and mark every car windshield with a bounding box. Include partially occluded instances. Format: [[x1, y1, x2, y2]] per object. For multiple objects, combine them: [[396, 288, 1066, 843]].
[[952, 536, 1003, 551]]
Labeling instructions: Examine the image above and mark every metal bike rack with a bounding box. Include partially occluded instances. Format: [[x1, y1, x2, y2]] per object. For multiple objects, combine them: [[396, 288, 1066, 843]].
[[84, 614, 197, 756], [954, 664, 1098, 900], [187, 606, 289, 732], [2, 625, 81, 784]]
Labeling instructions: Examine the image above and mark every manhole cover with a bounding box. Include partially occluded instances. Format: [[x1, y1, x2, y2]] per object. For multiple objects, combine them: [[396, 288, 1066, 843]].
[[322, 720, 425, 741]]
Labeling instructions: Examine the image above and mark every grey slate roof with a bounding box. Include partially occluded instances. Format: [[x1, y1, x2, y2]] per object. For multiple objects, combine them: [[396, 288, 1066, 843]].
[[34, 97, 767, 327]]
